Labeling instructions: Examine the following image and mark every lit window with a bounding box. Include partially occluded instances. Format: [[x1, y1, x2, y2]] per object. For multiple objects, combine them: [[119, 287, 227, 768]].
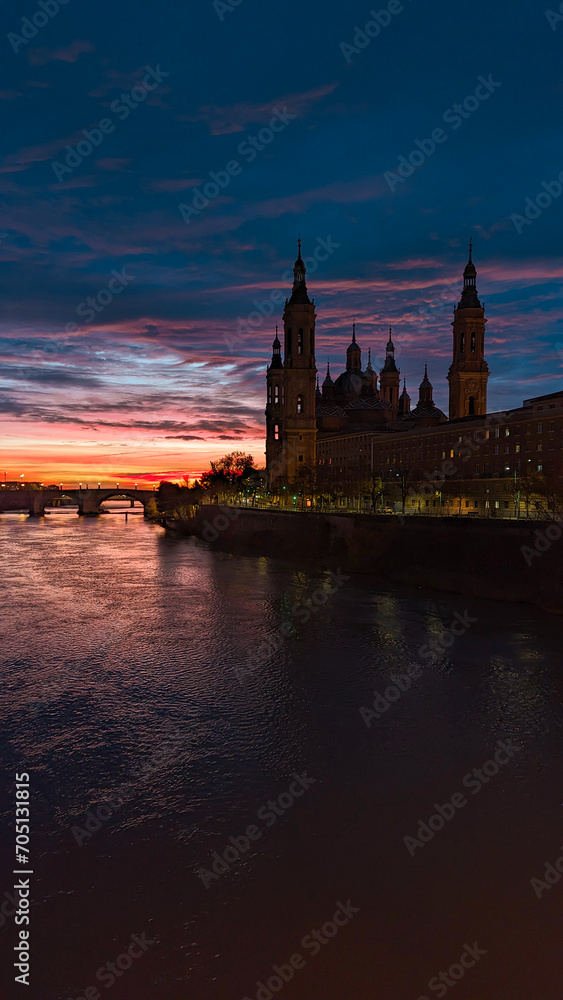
[[471, 331, 476, 353], [296, 394, 304, 414], [297, 329, 304, 354], [537, 443, 542, 451], [515, 444, 520, 453], [495, 428, 500, 437], [505, 428, 510, 436], [274, 385, 279, 405], [538, 464, 543, 472], [274, 424, 280, 441]]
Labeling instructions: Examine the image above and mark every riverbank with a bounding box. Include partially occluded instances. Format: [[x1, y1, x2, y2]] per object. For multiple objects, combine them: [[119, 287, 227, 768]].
[[167, 505, 563, 613]]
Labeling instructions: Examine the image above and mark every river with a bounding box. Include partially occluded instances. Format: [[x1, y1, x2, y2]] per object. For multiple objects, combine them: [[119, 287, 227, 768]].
[[0, 510, 561, 999]]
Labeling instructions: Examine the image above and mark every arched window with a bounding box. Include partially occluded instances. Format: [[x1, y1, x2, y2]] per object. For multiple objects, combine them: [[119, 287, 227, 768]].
[[296, 395, 304, 414], [274, 423, 280, 441], [268, 385, 272, 404], [470, 331, 476, 353], [274, 384, 279, 405], [297, 329, 304, 354], [468, 395, 475, 415], [286, 328, 292, 354], [460, 333, 465, 352]]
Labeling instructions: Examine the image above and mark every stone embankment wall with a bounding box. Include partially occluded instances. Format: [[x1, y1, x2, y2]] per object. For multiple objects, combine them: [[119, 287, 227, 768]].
[[171, 506, 563, 614]]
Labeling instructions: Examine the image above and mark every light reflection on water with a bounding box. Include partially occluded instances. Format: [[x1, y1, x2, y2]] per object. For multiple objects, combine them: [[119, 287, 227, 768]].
[[0, 514, 561, 1000]]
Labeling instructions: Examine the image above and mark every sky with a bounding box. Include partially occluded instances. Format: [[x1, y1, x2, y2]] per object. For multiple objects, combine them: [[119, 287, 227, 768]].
[[1, 0, 563, 485]]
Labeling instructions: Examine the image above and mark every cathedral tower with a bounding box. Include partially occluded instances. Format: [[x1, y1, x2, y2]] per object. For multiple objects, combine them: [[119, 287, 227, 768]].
[[447, 242, 489, 419], [266, 242, 317, 482], [379, 328, 400, 410], [265, 326, 284, 472]]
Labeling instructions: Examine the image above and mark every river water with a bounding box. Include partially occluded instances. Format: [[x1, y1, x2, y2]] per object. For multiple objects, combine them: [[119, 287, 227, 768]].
[[0, 510, 561, 1000]]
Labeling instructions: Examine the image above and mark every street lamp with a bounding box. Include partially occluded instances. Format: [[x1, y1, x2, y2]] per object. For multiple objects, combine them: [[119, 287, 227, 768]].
[[97, 482, 101, 490], [79, 482, 82, 490]]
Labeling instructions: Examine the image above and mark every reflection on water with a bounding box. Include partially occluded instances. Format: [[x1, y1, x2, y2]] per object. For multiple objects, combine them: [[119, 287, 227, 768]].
[[0, 514, 561, 1000]]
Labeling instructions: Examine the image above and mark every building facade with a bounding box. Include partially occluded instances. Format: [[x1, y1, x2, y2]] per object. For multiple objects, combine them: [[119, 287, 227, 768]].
[[266, 243, 563, 512]]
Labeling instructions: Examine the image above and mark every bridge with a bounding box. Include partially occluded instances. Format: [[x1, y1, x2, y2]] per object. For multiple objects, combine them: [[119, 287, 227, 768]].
[[0, 488, 156, 517]]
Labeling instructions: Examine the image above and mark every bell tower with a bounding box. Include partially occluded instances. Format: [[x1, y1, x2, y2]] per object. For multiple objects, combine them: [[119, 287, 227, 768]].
[[267, 241, 317, 483], [379, 327, 400, 410], [447, 242, 489, 419], [265, 326, 284, 473]]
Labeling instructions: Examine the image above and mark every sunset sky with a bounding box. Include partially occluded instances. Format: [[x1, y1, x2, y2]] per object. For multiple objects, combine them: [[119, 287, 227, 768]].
[[1, 0, 562, 485]]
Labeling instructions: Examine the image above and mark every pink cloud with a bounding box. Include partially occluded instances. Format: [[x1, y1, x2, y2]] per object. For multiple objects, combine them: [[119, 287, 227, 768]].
[[144, 178, 202, 193], [189, 83, 339, 135], [27, 40, 95, 66]]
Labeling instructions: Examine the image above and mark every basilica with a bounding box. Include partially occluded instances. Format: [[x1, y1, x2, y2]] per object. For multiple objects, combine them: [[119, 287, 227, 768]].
[[266, 240, 491, 482]]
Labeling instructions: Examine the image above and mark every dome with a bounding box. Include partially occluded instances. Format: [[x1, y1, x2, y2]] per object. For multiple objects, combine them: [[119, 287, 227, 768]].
[[334, 370, 363, 396]]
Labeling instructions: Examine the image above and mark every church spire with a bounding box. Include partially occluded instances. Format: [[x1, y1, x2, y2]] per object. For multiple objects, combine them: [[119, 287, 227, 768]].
[[346, 322, 361, 372], [382, 325, 398, 372], [459, 238, 481, 309], [289, 237, 309, 304]]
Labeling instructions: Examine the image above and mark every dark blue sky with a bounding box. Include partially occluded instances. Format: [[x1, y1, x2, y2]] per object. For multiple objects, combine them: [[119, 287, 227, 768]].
[[1, 0, 563, 481]]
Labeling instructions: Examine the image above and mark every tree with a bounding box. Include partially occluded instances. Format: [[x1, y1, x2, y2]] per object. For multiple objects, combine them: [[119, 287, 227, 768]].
[[198, 451, 256, 501], [516, 465, 563, 520]]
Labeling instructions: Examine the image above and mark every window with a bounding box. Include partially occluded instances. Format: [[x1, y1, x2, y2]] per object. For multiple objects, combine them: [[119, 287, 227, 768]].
[[505, 428, 510, 436], [495, 500, 500, 509], [298, 455, 303, 462], [537, 422, 543, 433], [460, 333, 465, 352], [504, 445, 509, 454], [537, 442, 542, 451], [297, 329, 304, 354], [296, 395, 304, 414], [515, 444, 520, 453], [549, 421, 555, 431], [268, 385, 272, 404], [450, 449, 454, 458], [286, 329, 292, 353], [468, 396, 475, 415], [274, 423, 280, 441], [471, 331, 476, 353], [475, 465, 480, 475], [495, 428, 500, 437], [526, 425, 531, 435], [274, 385, 279, 405], [538, 464, 543, 472]]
